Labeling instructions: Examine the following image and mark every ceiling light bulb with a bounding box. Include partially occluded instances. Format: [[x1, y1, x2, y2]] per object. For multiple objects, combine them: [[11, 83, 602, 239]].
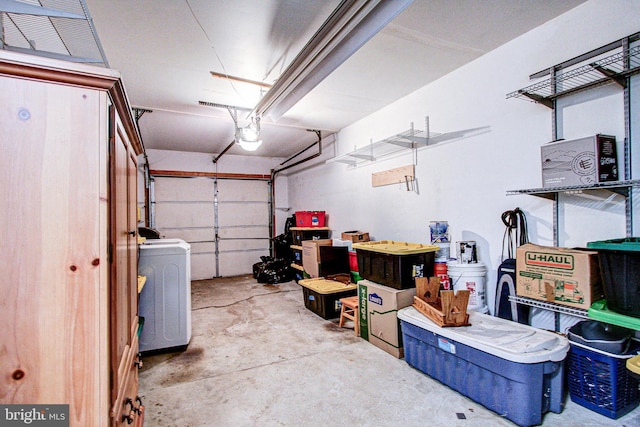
[[240, 125, 259, 142], [235, 117, 261, 151], [238, 139, 263, 152]]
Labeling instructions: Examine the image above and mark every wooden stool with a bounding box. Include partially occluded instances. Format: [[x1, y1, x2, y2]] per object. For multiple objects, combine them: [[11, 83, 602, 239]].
[[339, 296, 359, 336]]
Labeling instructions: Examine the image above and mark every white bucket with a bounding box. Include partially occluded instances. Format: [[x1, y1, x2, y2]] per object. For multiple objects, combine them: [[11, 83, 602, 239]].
[[447, 261, 487, 312]]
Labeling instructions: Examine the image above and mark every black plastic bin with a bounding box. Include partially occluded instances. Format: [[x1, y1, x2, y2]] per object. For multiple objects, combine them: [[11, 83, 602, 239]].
[[587, 238, 640, 318], [290, 227, 330, 245], [299, 278, 357, 319], [353, 241, 438, 289]]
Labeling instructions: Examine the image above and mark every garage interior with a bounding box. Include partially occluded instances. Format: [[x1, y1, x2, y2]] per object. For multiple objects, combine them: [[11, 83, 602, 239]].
[[2, 0, 640, 426]]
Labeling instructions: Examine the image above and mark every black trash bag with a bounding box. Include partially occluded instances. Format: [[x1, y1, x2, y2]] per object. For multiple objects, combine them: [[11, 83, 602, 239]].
[[284, 215, 295, 235], [256, 257, 293, 284], [274, 231, 292, 247], [273, 233, 293, 261], [253, 215, 297, 283], [253, 255, 274, 279], [271, 215, 296, 261]]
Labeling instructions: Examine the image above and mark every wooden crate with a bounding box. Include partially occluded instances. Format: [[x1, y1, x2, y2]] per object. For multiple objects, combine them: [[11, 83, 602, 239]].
[[412, 277, 471, 327]]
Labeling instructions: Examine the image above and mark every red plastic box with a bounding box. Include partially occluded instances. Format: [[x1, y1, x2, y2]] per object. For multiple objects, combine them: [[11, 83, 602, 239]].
[[349, 251, 359, 272], [295, 211, 326, 227]]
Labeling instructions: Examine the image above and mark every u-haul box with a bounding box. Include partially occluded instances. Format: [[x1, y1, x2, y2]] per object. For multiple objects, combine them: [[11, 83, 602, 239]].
[[516, 243, 603, 310]]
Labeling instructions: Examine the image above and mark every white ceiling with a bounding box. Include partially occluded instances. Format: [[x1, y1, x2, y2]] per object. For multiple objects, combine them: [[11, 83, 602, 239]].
[[83, 0, 587, 158]]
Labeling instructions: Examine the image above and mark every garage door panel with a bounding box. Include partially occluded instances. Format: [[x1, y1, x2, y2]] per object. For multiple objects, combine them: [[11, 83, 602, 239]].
[[152, 176, 270, 278], [189, 241, 215, 254], [190, 253, 216, 280], [219, 251, 269, 277], [218, 239, 269, 252], [155, 202, 214, 228], [218, 203, 269, 226], [217, 180, 268, 202], [218, 225, 269, 239], [159, 227, 214, 242], [189, 241, 216, 280], [155, 176, 214, 202]]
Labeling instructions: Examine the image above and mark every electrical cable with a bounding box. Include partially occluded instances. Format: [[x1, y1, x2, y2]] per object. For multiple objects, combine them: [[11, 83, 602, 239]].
[[192, 289, 299, 310], [184, 0, 241, 99], [185, 0, 266, 110], [501, 207, 529, 259]]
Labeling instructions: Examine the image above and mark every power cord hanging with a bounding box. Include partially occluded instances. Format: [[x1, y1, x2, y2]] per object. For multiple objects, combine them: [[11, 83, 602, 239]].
[[501, 207, 529, 260]]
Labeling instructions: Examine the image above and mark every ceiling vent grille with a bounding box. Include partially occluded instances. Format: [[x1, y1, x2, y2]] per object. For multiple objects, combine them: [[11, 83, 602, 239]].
[[0, 0, 108, 66]]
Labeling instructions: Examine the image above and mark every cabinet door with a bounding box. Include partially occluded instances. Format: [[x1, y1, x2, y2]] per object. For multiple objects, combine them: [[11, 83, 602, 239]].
[[112, 321, 142, 426], [0, 75, 108, 424], [110, 105, 139, 408]]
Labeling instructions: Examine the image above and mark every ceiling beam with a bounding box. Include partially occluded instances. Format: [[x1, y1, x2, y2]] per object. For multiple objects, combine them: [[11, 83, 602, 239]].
[[253, 0, 413, 120], [210, 71, 272, 89]]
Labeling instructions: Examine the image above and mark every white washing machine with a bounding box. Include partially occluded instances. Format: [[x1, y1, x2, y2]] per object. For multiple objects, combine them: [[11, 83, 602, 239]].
[[140, 238, 184, 245], [138, 239, 192, 353]]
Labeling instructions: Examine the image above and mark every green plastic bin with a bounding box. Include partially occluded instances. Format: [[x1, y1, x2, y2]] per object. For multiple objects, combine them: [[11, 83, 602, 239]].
[[588, 300, 640, 330]]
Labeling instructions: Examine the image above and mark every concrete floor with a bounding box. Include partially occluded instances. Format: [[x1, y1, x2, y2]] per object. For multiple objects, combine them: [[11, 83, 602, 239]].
[[139, 275, 640, 427]]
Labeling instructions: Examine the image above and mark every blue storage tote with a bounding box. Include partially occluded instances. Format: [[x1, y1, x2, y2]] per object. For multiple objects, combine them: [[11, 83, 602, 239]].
[[398, 306, 569, 427], [567, 340, 639, 419]]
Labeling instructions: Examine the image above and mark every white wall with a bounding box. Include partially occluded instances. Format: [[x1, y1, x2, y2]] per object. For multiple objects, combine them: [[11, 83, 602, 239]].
[[285, 0, 640, 314], [138, 149, 290, 235]]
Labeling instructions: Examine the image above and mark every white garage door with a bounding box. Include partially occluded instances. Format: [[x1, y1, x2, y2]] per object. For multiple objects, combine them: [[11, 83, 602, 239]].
[[151, 176, 270, 279]]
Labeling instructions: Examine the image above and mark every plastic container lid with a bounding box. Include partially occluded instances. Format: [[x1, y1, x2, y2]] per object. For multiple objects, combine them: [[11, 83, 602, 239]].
[[588, 299, 640, 331], [627, 354, 640, 377], [290, 227, 330, 231], [298, 278, 357, 294], [352, 240, 439, 255], [398, 306, 569, 363], [587, 237, 640, 252]]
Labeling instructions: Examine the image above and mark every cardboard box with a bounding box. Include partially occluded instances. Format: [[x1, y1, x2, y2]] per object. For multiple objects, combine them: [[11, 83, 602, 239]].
[[318, 246, 350, 277], [541, 134, 618, 188], [302, 239, 332, 277], [341, 231, 370, 242], [332, 238, 353, 252], [358, 279, 416, 358], [516, 243, 603, 310]]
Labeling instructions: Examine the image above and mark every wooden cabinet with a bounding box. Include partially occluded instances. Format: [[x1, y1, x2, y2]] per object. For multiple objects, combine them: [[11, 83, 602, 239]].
[[0, 50, 143, 426]]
